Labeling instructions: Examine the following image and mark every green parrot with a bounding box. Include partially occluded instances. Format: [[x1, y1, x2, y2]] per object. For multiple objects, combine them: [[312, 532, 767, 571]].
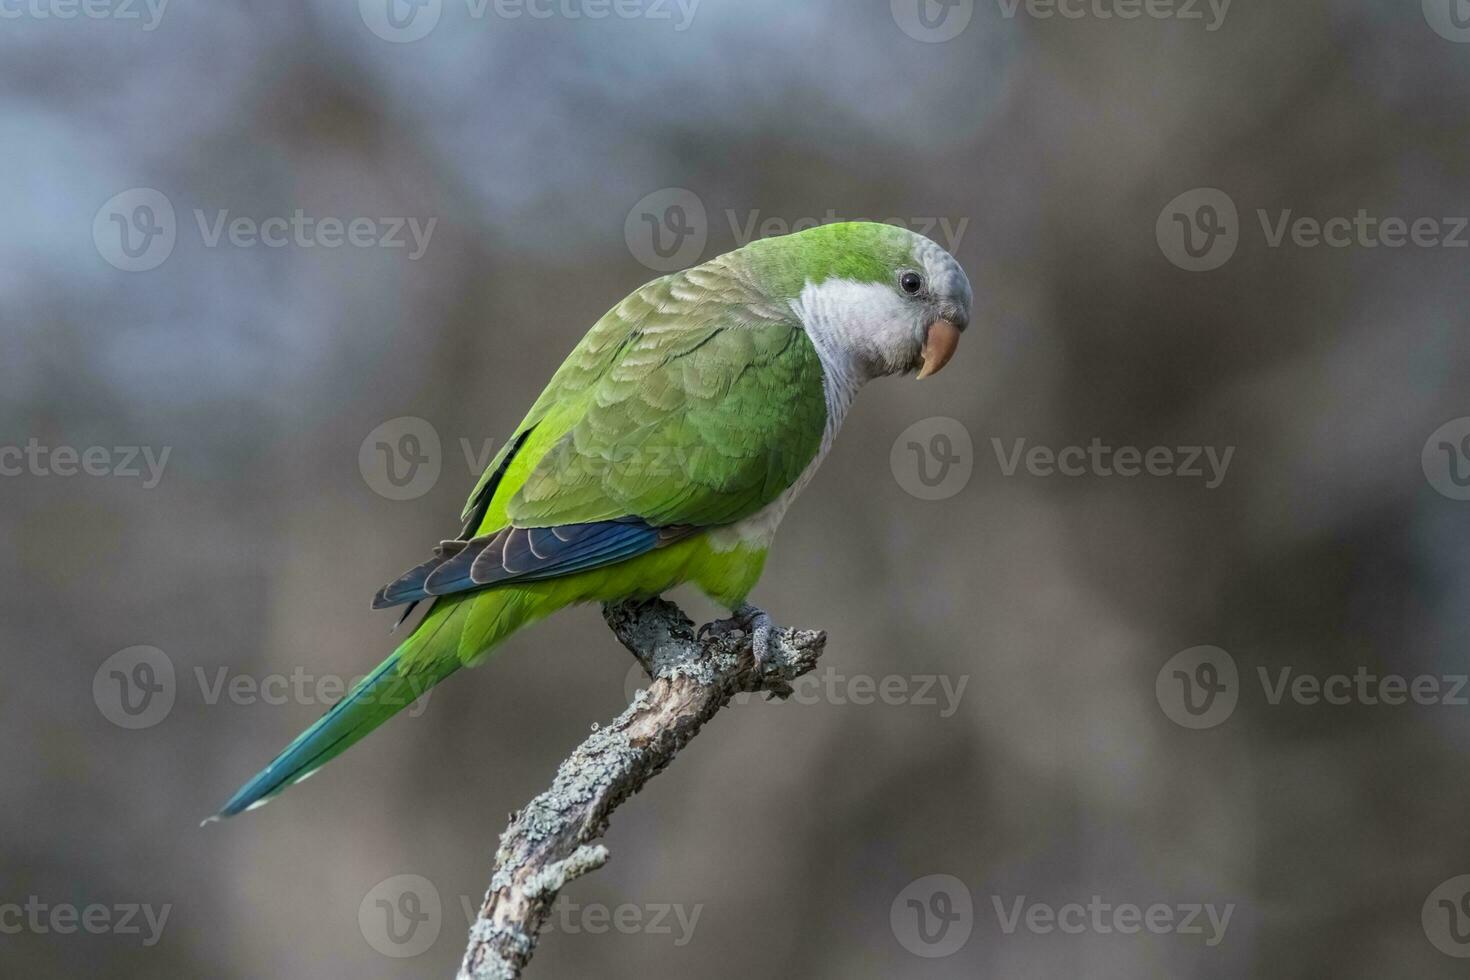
[[212, 221, 971, 819]]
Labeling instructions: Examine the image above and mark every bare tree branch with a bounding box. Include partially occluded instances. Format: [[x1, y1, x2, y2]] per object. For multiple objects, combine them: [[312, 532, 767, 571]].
[[456, 597, 827, 980]]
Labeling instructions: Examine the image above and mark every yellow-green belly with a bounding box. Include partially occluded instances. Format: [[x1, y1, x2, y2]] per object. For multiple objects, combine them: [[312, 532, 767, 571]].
[[405, 532, 770, 667]]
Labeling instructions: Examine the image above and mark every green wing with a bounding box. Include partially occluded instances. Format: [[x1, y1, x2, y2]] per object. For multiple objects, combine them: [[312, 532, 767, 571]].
[[373, 258, 828, 608]]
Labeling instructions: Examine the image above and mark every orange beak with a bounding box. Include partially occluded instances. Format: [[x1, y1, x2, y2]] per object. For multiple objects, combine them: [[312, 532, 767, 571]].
[[915, 318, 962, 380]]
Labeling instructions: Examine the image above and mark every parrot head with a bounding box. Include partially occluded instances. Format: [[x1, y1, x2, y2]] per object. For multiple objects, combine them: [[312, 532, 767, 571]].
[[741, 220, 972, 382]]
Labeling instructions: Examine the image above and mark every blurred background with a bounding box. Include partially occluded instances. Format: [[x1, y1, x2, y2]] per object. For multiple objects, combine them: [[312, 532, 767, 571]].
[[4, 0, 1470, 976]]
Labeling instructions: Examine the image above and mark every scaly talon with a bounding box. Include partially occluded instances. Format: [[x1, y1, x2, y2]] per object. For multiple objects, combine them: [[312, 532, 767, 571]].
[[701, 603, 779, 671], [734, 602, 776, 670]]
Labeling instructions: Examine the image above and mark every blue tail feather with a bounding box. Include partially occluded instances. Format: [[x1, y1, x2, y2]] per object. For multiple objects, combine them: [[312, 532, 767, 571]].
[[206, 651, 420, 821]]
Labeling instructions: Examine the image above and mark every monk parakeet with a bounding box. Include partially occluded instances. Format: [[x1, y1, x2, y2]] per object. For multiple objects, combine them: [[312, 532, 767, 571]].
[[213, 221, 971, 818]]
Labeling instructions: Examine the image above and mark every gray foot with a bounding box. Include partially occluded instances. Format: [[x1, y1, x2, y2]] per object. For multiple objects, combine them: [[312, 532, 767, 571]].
[[734, 602, 775, 669], [699, 602, 777, 668]]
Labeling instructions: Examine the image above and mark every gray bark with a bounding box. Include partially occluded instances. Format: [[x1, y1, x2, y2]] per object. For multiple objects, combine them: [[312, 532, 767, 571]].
[[456, 597, 827, 980]]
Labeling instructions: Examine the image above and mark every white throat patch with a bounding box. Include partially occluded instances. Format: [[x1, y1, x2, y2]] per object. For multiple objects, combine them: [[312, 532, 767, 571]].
[[704, 278, 917, 556], [789, 277, 922, 388]]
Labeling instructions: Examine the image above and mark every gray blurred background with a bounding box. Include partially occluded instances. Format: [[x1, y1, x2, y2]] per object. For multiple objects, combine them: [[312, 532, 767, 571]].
[[5, 0, 1470, 976]]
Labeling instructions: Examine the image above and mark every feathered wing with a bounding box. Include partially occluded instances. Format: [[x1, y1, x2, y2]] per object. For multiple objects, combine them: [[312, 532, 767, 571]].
[[212, 260, 828, 818], [375, 258, 828, 607]]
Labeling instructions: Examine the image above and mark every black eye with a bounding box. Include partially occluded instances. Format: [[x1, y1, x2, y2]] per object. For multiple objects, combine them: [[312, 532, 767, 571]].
[[900, 272, 923, 294]]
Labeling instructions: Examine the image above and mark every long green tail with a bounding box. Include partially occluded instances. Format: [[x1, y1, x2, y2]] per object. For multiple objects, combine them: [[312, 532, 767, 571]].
[[208, 599, 474, 820]]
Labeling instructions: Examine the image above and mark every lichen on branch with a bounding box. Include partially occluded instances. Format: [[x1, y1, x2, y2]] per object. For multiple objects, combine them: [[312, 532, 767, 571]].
[[457, 597, 826, 980]]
